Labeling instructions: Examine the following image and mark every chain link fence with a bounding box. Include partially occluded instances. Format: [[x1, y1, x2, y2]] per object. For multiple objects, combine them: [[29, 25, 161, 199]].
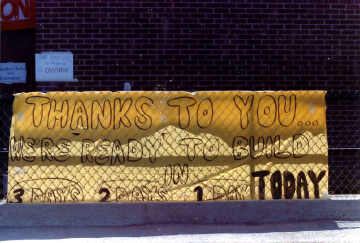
[[326, 92, 360, 196], [0, 95, 13, 200], [0, 91, 358, 203]]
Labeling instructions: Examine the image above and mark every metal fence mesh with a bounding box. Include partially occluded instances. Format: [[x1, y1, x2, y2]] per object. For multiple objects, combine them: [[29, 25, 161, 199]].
[[0, 91, 358, 203], [0, 95, 13, 200], [326, 93, 360, 195]]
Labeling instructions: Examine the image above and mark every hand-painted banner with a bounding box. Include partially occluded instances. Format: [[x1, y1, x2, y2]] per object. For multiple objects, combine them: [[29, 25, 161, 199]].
[[7, 91, 328, 203]]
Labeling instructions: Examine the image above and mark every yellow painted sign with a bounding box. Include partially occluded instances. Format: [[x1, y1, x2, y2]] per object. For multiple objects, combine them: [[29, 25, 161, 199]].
[[7, 91, 328, 203]]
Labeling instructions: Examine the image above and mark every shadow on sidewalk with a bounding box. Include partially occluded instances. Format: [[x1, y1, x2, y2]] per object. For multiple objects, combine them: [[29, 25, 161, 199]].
[[1, 220, 360, 241]]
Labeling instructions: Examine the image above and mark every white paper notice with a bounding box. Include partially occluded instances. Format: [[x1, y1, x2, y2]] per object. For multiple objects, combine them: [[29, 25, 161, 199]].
[[0, 63, 26, 84], [36, 52, 77, 82]]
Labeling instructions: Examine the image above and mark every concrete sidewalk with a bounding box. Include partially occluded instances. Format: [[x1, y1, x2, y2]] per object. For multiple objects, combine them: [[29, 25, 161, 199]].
[[1, 220, 360, 243], [0, 199, 359, 227]]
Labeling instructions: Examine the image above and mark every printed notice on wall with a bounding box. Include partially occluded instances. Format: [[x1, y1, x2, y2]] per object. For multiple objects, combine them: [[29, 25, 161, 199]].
[[0, 63, 26, 84], [7, 91, 328, 203], [35, 52, 77, 82]]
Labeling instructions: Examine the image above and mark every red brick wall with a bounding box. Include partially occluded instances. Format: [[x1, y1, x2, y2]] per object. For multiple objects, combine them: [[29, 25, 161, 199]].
[[35, 0, 360, 92]]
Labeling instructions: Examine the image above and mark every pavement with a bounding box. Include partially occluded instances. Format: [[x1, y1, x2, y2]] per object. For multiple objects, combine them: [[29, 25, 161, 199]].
[[1, 198, 359, 242], [1, 199, 359, 227], [1, 220, 360, 243]]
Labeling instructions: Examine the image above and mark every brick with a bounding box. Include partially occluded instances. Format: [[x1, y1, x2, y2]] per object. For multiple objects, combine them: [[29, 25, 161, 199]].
[[30, 0, 359, 93]]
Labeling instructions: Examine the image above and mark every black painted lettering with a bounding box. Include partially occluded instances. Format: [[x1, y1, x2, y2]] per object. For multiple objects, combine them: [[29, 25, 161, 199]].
[[81, 139, 95, 163], [135, 96, 153, 130], [265, 136, 274, 159], [23, 138, 36, 162], [274, 135, 291, 159], [47, 99, 69, 129], [131, 186, 144, 201], [283, 171, 295, 199], [173, 163, 189, 185], [178, 138, 203, 161], [249, 136, 265, 159], [233, 94, 254, 129], [31, 188, 43, 203], [293, 134, 309, 158], [232, 136, 249, 160], [99, 188, 110, 202], [197, 98, 213, 128], [257, 95, 277, 128], [95, 139, 111, 165], [270, 171, 282, 200], [113, 98, 132, 129], [213, 185, 227, 200], [252, 170, 270, 200], [194, 186, 203, 201], [111, 139, 125, 165], [70, 187, 83, 202], [116, 187, 129, 201], [54, 139, 71, 162], [278, 94, 296, 127], [297, 171, 309, 199], [70, 100, 89, 130], [157, 186, 168, 201], [127, 139, 143, 162], [142, 186, 157, 201], [9, 136, 24, 162], [144, 138, 161, 163], [41, 138, 54, 162], [10, 189, 24, 203], [167, 97, 196, 129], [228, 185, 243, 200], [55, 188, 69, 203], [203, 137, 219, 161], [164, 164, 189, 186], [26, 96, 51, 127], [44, 188, 56, 203], [91, 100, 112, 129], [164, 165, 173, 186], [308, 170, 326, 199]]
